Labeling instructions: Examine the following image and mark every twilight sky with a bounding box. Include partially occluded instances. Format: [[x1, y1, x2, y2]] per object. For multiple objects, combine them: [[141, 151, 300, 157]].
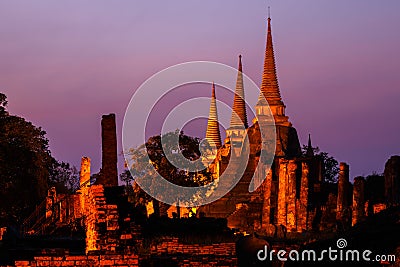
[[1, 1, 399, 179]]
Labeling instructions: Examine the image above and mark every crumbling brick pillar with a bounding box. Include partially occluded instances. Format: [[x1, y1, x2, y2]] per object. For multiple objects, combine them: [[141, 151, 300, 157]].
[[384, 155, 400, 206], [298, 161, 310, 232], [46, 187, 57, 219], [336, 162, 350, 222], [277, 159, 297, 231], [97, 113, 118, 187], [277, 159, 288, 227], [85, 185, 104, 253], [286, 160, 297, 231], [85, 185, 120, 254], [352, 176, 365, 226], [79, 157, 91, 216], [262, 169, 273, 228]]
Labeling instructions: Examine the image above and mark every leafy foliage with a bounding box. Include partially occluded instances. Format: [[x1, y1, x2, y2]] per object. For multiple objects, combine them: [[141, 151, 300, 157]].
[[0, 93, 77, 225], [48, 161, 79, 193], [0, 93, 53, 224], [0, 93, 8, 116], [126, 131, 213, 214], [302, 145, 339, 183], [120, 169, 134, 187]]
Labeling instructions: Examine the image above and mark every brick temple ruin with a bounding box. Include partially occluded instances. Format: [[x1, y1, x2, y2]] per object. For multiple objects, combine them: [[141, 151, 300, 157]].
[[2, 14, 400, 267], [198, 15, 400, 235], [5, 113, 237, 267]]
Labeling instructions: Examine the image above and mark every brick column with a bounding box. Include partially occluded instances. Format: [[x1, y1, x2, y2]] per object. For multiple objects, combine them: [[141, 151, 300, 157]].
[[298, 161, 310, 232], [384, 156, 400, 206], [85, 185, 120, 254], [79, 157, 91, 215], [352, 176, 365, 226], [262, 169, 273, 228], [286, 160, 297, 231], [277, 159, 288, 226], [336, 162, 350, 221], [98, 114, 118, 187]]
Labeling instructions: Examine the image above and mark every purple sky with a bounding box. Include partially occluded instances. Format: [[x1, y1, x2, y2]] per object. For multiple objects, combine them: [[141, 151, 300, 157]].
[[1, 1, 399, 179]]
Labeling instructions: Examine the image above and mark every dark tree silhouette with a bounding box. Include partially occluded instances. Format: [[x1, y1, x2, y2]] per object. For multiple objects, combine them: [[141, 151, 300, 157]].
[[0, 93, 79, 226], [0, 93, 7, 116], [120, 169, 134, 187], [48, 160, 79, 193], [302, 145, 339, 183], [126, 131, 213, 216], [0, 93, 53, 224]]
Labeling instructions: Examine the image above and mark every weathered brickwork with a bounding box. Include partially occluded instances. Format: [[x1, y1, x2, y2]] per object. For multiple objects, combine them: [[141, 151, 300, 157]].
[[261, 169, 273, 229], [149, 237, 237, 266], [337, 162, 351, 223], [205, 83, 222, 149], [298, 162, 310, 231], [13, 255, 139, 267], [10, 11, 400, 266], [198, 11, 400, 236], [199, 14, 330, 234], [352, 176, 366, 226], [384, 155, 400, 206], [79, 157, 90, 216], [85, 185, 119, 254], [150, 237, 236, 256], [0, 227, 6, 240], [97, 114, 118, 187]]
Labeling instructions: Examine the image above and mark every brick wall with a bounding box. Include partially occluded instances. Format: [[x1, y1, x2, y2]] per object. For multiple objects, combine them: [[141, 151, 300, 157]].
[[4, 184, 238, 267], [85, 185, 120, 254], [12, 255, 138, 267], [150, 237, 236, 256], [148, 237, 237, 266]]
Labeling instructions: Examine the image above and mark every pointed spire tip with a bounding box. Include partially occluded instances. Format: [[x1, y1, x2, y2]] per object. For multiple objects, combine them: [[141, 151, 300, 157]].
[[306, 133, 314, 157], [206, 81, 221, 148], [229, 53, 248, 129], [238, 54, 243, 72], [212, 82, 216, 97]]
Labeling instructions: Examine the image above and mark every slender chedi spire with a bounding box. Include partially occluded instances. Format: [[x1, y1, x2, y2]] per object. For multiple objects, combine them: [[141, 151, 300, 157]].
[[306, 134, 314, 157], [229, 55, 248, 129], [256, 11, 290, 127], [260, 14, 281, 102], [206, 83, 222, 148]]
